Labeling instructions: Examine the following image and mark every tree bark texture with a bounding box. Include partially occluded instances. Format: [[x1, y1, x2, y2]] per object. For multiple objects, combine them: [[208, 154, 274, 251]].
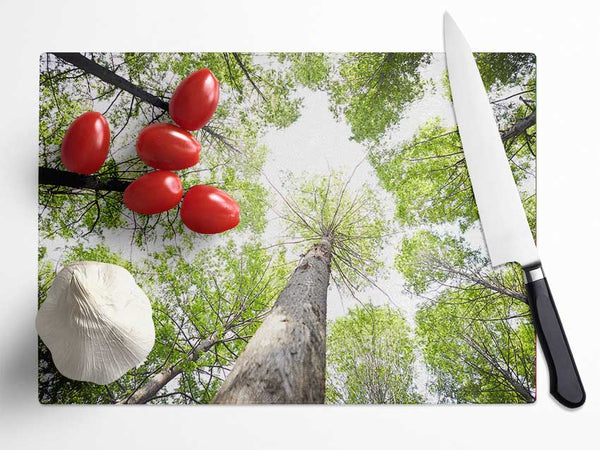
[[39, 167, 130, 192], [212, 238, 332, 404]]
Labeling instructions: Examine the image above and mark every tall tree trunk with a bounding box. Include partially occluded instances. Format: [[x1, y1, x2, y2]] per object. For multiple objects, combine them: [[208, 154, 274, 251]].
[[119, 333, 219, 404], [212, 238, 332, 404], [39, 167, 130, 192]]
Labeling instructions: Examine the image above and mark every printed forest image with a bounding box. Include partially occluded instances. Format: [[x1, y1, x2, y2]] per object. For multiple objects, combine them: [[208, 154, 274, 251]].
[[38, 52, 537, 404]]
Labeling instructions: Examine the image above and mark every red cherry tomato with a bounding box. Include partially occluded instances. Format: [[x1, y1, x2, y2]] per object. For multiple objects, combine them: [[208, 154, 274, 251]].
[[123, 171, 183, 215], [181, 185, 240, 234], [169, 69, 219, 131], [136, 123, 201, 170], [61, 111, 110, 174]]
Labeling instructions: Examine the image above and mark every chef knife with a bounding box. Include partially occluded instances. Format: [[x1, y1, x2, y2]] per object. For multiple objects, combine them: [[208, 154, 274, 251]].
[[443, 13, 585, 408]]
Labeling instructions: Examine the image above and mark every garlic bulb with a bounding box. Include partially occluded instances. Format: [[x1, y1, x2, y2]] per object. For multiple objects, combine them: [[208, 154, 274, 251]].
[[36, 261, 155, 385]]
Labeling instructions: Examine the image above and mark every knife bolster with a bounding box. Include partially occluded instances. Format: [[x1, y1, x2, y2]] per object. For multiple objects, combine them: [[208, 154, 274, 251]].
[[523, 265, 544, 283]]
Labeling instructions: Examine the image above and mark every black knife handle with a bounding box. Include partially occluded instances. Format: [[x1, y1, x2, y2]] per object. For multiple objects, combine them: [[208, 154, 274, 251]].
[[524, 265, 585, 408]]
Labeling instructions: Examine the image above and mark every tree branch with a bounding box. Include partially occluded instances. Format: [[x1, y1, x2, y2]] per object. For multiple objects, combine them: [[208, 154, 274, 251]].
[[501, 111, 536, 143], [231, 53, 267, 102], [119, 332, 220, 404], [52, 53, 170, 110], [52, 52, 238, 152], [39, 167, 130, 192]]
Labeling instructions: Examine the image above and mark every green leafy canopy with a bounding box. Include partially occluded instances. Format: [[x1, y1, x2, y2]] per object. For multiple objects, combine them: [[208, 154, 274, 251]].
[[327, 304, 422, 404]]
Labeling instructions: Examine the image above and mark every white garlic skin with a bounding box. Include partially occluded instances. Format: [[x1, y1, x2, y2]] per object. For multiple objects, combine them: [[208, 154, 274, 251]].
[[36, 261, 155, 385]]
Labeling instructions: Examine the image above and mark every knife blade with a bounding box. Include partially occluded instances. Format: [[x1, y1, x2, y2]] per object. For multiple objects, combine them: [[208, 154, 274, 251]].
[[443, 12, 585, 408]]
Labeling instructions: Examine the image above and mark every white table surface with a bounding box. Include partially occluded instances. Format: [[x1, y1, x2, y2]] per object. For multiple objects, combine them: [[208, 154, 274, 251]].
[[1, 1, 598, 449]]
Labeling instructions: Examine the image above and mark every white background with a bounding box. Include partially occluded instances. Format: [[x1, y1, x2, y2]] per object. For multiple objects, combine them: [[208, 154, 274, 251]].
[[0, 0, 598, 448]]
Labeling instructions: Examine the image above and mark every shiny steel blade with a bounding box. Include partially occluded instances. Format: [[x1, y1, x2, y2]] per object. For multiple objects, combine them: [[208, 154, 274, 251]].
[[443, 13, 539, 268]]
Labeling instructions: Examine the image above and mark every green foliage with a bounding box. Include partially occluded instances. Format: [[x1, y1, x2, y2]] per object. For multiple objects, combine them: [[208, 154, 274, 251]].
[[475, 53, 536, 92], [161, 52, 303, 130], [326, 304, 422, 404], [192, 141, 269, 234], [396, 230, 480, 294], [276, 53, 332, 90], [328, 53, 431, 144], [365, 52, 536, 232], [397, 230, 534, 403], [398, 230, 528, 301], [417, 289, 535, 404], [38, 52, 540, 405], [38, 52, 305, 245], [38, 242, 288, 404], [371, 118, 478, 229], [441, 53, 536, 102], [371, 117, 535, 231], [141, 240, 289, 404], [280, 171, 388, 292]]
